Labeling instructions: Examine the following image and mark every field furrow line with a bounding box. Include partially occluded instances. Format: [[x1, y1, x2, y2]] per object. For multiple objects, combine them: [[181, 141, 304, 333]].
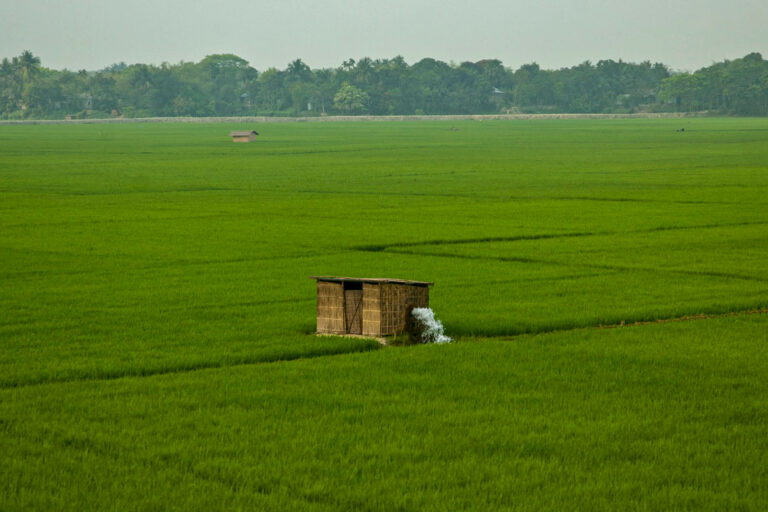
[[376, 248, 768, 284], [355, 220, 768, 252], [3, 307, 766, 392], [0, 349, 376, 391], [501, 308, 768, 340]]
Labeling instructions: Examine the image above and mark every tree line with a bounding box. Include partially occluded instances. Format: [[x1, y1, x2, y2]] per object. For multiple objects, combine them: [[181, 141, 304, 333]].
[[1, 51, 767, 119]]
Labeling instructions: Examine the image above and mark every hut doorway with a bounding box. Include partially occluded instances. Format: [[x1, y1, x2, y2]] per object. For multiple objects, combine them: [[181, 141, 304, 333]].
[[344, 281, 363, 334]]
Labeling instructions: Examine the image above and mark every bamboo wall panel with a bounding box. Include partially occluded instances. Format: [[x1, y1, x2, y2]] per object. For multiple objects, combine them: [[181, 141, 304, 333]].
[[380, 284, 429, 335], [316, 279, 429, 337], [317, 281, 345, 334], [362, 283, 382, 336]]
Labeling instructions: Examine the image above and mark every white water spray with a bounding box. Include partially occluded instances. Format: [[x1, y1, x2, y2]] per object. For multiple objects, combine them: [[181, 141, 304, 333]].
[[411, 308, 452, 344]]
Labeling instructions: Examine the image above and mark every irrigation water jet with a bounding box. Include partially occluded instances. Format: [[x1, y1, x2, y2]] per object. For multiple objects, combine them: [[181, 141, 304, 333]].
[[410, 307, 452, 344]]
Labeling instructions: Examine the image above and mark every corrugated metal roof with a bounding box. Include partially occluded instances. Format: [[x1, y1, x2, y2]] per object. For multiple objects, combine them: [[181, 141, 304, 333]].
[[310, 276, 433, 286]]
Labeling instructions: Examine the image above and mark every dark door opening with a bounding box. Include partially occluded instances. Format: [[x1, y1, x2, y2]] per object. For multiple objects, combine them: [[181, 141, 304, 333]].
[[344, 281, 363, 334]]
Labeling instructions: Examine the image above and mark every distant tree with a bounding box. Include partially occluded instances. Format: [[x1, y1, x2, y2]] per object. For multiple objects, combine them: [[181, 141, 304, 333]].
[[513, 63, 557, 108], [102, 62, 127, 73], [16, 50, 41, 82], [341, 59, 356, 71], [290, 82, 318, 113], [410, 58, 453, 114], [89, 73, 118, 113], [0, 57, 14, 78], [255, 67, 288, 111], [476, 59, 507, 88], [286, 59, 312, 83], [312, 68, 338, 114], [657, 53, 768, 115], [22, 75, 62, 116], [659, 73, 703, 111], [721, 53, 768, 115], [196, 54, 254, 114], [333, 82, 368, 113], [353, 57, 374, 85], [0, 57, 21, 115]]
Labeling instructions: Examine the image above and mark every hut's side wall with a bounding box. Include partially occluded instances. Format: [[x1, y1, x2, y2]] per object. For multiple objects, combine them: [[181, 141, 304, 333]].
[[362, 283, 381, 336], [380, 283, 429, 335], [316, 281, 345, 334]]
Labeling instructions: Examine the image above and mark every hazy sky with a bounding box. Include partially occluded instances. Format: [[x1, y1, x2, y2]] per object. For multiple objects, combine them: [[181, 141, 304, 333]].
[[2, 0, 766, 72]]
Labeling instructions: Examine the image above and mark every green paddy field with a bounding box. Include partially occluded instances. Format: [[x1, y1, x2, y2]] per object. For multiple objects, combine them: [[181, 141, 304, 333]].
[[1, 118, 767, 510]]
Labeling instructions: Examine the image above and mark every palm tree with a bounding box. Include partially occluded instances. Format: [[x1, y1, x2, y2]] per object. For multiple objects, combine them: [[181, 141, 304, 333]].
[[354, 57, 373, 84], [0, 58, 14, 79], [16, 50, 41, 82], [286, 59, 312, 83], [0, 57, 20, 114]]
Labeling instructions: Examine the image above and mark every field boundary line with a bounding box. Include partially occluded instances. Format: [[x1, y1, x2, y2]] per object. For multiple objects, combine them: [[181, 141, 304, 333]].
[[357, 232, 591, 252], [595, 308, 768, 329], [297, 188, 749, 206], [0, 342, 380, 391], [376, 246, 768, 284], [355, 220, 768, 252], [504, 308, 768, 341], [3, 308, 766, 391], [0, 112, 710, 126]]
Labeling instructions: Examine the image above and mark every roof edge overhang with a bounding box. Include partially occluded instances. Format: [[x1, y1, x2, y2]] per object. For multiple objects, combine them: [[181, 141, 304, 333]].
[[310, 276, 433, 286]]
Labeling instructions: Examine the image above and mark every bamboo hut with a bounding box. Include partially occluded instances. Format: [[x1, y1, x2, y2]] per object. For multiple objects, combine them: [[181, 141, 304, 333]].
[[229, 130, 259, 142], [311, 277, 433, 337]]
